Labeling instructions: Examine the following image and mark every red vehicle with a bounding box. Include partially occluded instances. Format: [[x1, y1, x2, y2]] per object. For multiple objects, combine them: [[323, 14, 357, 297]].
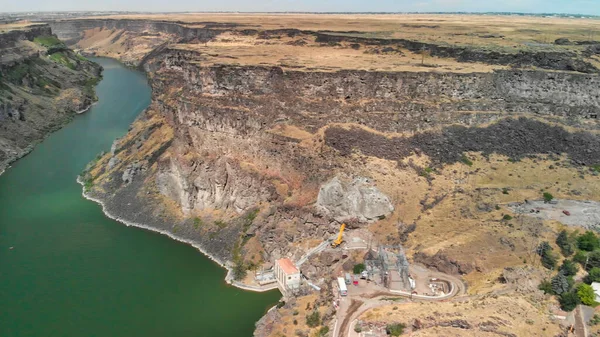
[[563, 210, 571, 216]]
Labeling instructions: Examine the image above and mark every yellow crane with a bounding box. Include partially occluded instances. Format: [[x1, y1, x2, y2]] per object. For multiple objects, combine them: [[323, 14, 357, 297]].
[[331, 223, 346, 248]]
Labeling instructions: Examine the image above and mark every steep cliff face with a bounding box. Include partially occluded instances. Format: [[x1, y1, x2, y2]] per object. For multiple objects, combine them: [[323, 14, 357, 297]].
[[0, 24, 101, 173], [49, 19, 222, 67], [82, 47, 600, 268]]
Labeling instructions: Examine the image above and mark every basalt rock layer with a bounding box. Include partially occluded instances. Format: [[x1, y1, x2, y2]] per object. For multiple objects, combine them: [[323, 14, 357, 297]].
[[0, 24, 101, 173]]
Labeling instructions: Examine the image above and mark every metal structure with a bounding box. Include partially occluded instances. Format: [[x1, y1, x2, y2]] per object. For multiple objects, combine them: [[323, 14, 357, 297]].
[[378, 245, 411, 291]]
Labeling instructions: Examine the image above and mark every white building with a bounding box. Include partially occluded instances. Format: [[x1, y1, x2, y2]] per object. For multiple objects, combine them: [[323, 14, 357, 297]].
[[591, 282, 600, 302], [275, 258, 301, 292]]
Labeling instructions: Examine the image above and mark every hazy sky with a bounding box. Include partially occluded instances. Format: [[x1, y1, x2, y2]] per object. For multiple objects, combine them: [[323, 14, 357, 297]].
[[2, 0, 600, 15]]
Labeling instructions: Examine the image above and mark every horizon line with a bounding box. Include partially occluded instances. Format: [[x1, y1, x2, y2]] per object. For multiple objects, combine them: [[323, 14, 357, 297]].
[[2, 11, 599, 17]]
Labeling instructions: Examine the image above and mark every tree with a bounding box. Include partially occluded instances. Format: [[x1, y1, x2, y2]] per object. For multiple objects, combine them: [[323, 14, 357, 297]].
[[577, 284, 598, 306], [386, 323, 406, 336], [556, 230, 574, 256], [552, 273, 571, 295], [537, 241, 557, 269], [574, 250, 588, 265], [543, 192, 554, 203], [538, 241, 552, 255], [578, 231, 600, 251], [353, 263, 366, 274], [232, 260, 247, 280], [542, 253, 557, 270], [585, 267, 600, 284], [560, 259, 579, 277], [559, 291, 581, 311], [587, 250, 600, 271]]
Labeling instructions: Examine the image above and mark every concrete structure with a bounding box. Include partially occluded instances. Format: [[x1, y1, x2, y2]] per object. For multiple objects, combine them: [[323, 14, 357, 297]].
[[275, 258, 301, 292], [591, 282, 600, 302]]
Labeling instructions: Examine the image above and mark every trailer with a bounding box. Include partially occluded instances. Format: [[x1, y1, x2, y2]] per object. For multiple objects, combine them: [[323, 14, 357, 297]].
[[337, 277, 348, 296]]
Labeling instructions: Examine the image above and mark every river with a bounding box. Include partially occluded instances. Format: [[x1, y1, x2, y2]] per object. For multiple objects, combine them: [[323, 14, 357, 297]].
[[0, 58, 280, 337]]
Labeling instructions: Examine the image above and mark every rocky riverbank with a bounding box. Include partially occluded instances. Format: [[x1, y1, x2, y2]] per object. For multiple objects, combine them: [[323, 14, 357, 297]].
[[0, 23, 101, 173]]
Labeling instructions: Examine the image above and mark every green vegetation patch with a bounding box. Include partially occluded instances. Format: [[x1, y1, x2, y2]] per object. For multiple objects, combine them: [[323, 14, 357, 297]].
[[49, 52, 76, 70], [386, 323, 406, 336], [353, 263, 366, 274], [4, 63, 32, 83], [461, 155, 474, 166], [33, 35, 64, 48], [305, 310, 321, 328]]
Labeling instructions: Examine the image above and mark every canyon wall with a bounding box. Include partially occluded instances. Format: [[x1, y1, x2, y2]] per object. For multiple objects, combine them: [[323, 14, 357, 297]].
[[0, 24, 101, 172], [81, 46, 600, 269]]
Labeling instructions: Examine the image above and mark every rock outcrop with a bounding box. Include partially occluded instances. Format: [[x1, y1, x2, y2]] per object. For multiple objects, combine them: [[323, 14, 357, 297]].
[[316, 176, 394, 222], [0, 24, 101, 173]]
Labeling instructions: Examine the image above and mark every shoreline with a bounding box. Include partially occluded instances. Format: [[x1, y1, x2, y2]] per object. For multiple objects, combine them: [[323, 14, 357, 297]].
[[76, 176, 280, 294]]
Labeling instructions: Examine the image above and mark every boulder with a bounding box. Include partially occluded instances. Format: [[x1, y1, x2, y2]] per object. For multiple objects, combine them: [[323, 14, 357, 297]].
[[316, 176, 394, 222]]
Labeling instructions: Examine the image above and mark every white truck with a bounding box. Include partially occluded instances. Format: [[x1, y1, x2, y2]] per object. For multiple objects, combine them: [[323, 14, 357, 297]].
[[337, 277, 348, 296]]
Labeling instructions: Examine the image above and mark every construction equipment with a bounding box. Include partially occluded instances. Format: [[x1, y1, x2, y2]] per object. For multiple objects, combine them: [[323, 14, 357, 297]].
[[331, 223, 346, 248]]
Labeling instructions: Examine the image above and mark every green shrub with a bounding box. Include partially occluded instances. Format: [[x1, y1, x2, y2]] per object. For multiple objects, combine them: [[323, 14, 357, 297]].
[[560, 259, 579, 277], [232, 259, 246, 280], [318, 326, 329, 336], [556, 230, 574, 257], [577, 284, 598, 306], [574, 250, 588, 265], [306, 310, 320, 328], [353, 263, 366, 274], [559, 291, 580, 311], [461, 155, 473, 166], [585, 267, 600, 284], [543, 192, 554, 203], [502, 188, 509, 195], [538, 279, 554, 294], [214, 220, 227, 228], [503, 214, 513, 221], [578, 231, 600, 251], [83, 177, 94, 192], [386, 323, 406, 336]]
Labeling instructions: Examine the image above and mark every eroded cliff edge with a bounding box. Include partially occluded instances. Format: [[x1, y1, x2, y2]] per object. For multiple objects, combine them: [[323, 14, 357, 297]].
[[0, 23, 101, 173]]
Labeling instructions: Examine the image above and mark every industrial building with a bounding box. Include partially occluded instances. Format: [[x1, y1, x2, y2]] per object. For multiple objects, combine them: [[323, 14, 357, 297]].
[[275, 258, 301, 292]]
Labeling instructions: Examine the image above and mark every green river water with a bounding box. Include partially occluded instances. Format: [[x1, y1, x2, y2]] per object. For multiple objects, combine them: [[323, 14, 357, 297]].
[[0, 58, 280, 337]]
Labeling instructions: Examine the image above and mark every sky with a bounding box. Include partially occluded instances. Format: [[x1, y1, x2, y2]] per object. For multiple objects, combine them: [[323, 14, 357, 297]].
[[2, 0, 600, 16]]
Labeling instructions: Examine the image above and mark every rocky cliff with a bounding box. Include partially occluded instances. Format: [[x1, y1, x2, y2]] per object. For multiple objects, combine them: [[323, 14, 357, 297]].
[[0, 24, 101, 173], [49, 18, 600, 74], [80, 45, 600, 269]]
